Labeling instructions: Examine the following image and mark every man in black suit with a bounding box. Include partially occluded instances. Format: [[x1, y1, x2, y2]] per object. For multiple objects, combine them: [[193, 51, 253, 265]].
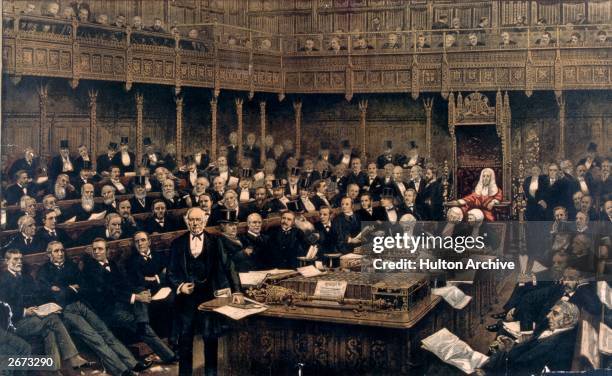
[[300, 157, 321, 184], [81, 238, 176, 364], [245, 187, 273, 219], [238, 213, 268, 271], [143, 199, 181, 234], [37, 194, 67, 225], [314, 206, 337, 255], [49, 140, 76, 181], [50, 173, 78, 201], [226, 132, 239, 169], [480, 301, 579, 375], [523, 165, 547, 221], [311, 179, 332, 210], [161, 179, 189, 210], [100, 184, 119, 214], [346, 158, 368, 189], [36, 209, 73, 248], [209, 190, 247, 226], [5, 170, 37, 205], [8, 147, 41, 180], [398, 188, 424, 220], [83, 213, 129, 245], [373, 188, 400, 223], [2, 215, 45, 256], [71, 160, 97, 197], [356, 192, 377, 222], [129, 176, 152, 214], [243, 133, 261, 169], [168, 207, 242, 376], [0, 249, 91, 371], [37, 241, 148, 376], [111, 137, 136, 175], [264, 210, 313, 268], [363, 162, 384, 200], [376, 140, 398, 169], [117, 198, 139, 238], [141, 137, 163, 171], [96, 142, 118, 178], [406, 165, 425, 206], [267, 179, 289, 213], [188, 176, 211, 207], [541, 163, 568, 220], [68, 183, 106, 222], [74, 144, 93, 176], [414, 34, 431, 49], [126, 232, 169, 295], [431, 14, 449, 30], [332, 196, 362, 254], [421, 166, 444, 220]]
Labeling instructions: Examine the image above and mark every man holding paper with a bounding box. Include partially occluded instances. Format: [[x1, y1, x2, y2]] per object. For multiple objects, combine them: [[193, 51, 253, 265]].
[[0, 249, 93, 371], [168, 207, 242, 376], [37, 241, 150, 376]]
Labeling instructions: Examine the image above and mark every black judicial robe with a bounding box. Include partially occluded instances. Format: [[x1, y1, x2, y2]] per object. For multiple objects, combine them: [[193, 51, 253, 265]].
[[125, 250, 169, 294], [37, 259, 83, 307], [332, 213, 361, 254], [264, 227, 310, 269]]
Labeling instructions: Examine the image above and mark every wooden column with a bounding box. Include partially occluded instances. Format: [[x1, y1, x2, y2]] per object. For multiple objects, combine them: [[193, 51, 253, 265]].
[[293, 100, 302, 159], [556, 93, 566, 159], [235, 98, 244, 164], [210, 97, 218, 161], [259, 101, 267, 166], [135, 93, 144, 162], [88, 89, 98, 163], [423, 98, 434, 159], [175, 95, 184, 163], [359, 100, 368, 158], [37, 83, 49, 157]]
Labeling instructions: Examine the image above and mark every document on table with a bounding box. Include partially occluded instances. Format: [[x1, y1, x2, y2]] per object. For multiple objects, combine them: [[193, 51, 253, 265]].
[[313, 280, 347, 300], [213, 305, 267, 320], [34, 303, 62, 317], [432, 285, 472, 309], [239, 271, 270, 286], [421, 328, 489, 374], [599, 322, 612, 355], [297, 265, 324, 278]]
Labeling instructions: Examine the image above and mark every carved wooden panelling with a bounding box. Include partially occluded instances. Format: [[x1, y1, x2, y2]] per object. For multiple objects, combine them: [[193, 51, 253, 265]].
[[79, 52, 125, 77]]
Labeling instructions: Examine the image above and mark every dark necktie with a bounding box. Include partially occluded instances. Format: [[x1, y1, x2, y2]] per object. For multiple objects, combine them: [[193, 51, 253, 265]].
[[192, 233, 203, 241]]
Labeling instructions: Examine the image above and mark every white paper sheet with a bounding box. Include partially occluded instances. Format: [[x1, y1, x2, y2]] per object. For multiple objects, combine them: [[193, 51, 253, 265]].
[[599, 322, 612, 355], [213, 305, 267, 320], [297, 265, 323, 278], [239, 271, 270, 286], [34, 303, 62, 317], [313, 280, 347, 300], [432, 285, 472, 309], [421, 328, 489, 374], [305, 245, 318, 260], [88, 211, 107, 220], [581, 320, 600, 368], [597, 281, 612, 309]]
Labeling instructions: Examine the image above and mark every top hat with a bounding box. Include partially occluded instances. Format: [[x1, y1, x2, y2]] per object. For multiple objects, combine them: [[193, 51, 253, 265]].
[[290, 167, 301, 177], [341, 140, 351, 149], [272, 179, 285, 189], [143, 137, 152, 146], [409, 140, 418, 149], [108, 142, 118, 150], [81, 160, 92, 170], [60, 140, 69, 149], [120, 136, 129, 145], [381, 187, 395, 198], [219, 209, 239, 223], [587, 142, 598, 152], [241, 168, 253, 179], [321, 170, 332, 179], [286, 200, 302, 213], [384, 140, 392, 149], [134, 175, 147, 186]]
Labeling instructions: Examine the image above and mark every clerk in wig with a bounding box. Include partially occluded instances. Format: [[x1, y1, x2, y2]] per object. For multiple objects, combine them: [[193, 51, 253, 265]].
[[450, 168, 502, 221]]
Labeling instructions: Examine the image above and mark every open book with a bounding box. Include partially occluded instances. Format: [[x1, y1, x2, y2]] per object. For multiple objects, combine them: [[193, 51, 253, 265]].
[[422, 328, 489, 374]]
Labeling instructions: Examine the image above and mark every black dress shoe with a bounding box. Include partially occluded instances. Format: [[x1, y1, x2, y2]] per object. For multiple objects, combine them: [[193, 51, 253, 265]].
[[490, 311, 507, 320], [133, 360, 152, 372], [486, 323, 502, 332]]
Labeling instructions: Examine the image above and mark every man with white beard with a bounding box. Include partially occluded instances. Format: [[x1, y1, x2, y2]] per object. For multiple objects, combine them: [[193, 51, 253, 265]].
[[209, 176, 226, 204], [84, 213, 127, 244], [129, 176, 152, 214], [100, 185, 119, 214], [161, 179, 188, 210], [68, 184, 105, 221], [52, 173, 77, 201], [111, 137, 135, 175], [189, 176, 210, 206], [38, 194, 66, 224]]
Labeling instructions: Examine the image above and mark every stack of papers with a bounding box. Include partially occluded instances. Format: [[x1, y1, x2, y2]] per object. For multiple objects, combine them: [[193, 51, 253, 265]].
[[422, 328, 489, 374], [432, 285, 472, 309]]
